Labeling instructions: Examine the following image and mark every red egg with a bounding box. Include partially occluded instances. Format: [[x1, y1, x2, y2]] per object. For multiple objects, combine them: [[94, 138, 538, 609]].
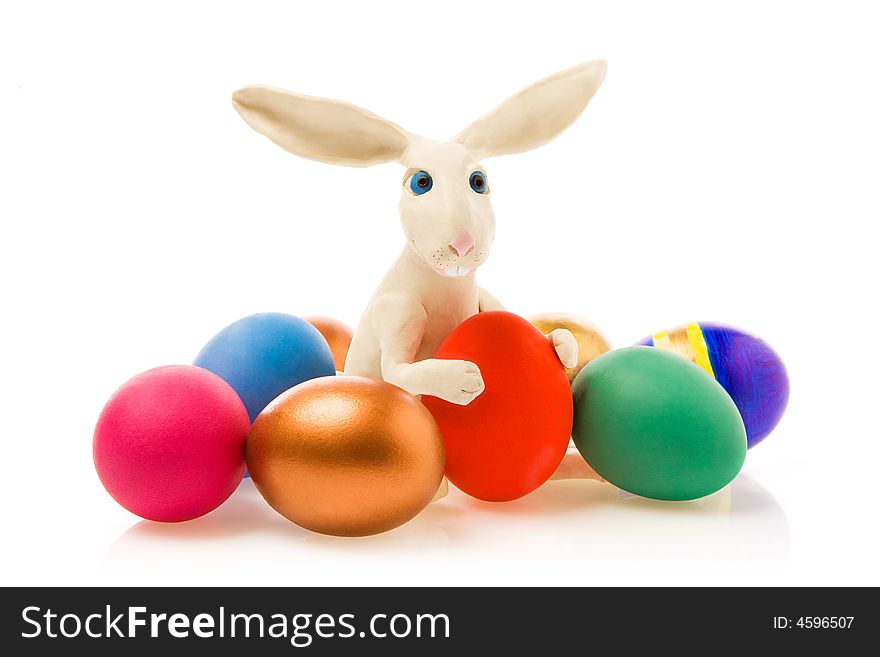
[[422, 311, 573, 502]]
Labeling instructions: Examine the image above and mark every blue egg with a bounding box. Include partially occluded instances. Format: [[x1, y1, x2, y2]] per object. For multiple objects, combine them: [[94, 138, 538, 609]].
[[194, 313, 336, 423]]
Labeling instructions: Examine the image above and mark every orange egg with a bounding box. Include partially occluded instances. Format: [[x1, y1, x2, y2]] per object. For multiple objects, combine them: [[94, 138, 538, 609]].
[[530, 312, 612, 382], [246, 376, 445, 537], [304, 316, 354, 371]]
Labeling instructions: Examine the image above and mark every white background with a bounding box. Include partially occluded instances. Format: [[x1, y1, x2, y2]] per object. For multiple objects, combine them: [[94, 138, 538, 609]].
[[2, 0, 878, 586]]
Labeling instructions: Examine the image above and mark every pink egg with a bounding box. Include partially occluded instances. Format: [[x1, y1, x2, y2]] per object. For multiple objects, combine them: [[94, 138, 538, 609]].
[[93, 365, 250, 522]]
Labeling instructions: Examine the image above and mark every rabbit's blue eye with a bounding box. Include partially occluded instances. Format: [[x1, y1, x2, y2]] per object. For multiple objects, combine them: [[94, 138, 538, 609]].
[[469, 171, 488, 194], [409, 171, 433, 195]]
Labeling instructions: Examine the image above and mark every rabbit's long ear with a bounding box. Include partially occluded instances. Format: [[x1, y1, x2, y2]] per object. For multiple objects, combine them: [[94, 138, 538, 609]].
[[453, 60, 607, 159], [232, 86, 410, 167]]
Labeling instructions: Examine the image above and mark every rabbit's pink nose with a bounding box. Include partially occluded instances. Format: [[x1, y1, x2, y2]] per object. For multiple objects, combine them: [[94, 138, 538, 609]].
[[450, 232, 476, 257]]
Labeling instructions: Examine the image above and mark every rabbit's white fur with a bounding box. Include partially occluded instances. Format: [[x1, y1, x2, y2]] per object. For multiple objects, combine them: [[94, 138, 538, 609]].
[[232, 60, 606, 405]]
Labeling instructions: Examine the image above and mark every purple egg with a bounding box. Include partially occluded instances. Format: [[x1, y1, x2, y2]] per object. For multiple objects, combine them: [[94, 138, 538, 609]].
[[639, 323, 789, 448]]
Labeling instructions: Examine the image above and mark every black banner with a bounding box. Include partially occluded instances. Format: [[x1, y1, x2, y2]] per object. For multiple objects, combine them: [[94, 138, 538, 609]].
[[0, 587, 871, 654]]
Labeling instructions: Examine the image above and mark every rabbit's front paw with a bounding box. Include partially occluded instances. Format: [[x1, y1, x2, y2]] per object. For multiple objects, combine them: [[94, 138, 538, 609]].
[[427, 359, 485, 405], [548, 328, 579, 369]]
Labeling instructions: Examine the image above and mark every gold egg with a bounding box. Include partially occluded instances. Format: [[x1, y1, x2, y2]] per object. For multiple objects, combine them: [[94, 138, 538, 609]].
[[304, 316, 354, 372], [246, 376, 445, 537], [530, 312, 613, 382]]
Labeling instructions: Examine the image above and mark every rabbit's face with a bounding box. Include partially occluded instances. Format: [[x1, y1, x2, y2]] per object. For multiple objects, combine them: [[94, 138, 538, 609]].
[[398, 139, 495, 278], [232, 61, 607, 279]]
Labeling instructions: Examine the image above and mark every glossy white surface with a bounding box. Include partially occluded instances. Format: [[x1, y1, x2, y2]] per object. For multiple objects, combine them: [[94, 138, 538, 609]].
[[2, 0, 878, 586]]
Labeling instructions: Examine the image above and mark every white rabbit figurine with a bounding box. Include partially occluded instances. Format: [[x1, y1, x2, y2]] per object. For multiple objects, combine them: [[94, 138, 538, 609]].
[[232, 60, 607, 410]]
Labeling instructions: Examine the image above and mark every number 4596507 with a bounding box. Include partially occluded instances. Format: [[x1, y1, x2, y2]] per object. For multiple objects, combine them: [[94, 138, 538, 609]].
[[796, 617, 854, 629]]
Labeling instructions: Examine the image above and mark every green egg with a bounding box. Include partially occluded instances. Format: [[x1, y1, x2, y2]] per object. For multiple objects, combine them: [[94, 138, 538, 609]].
[[571, 346, 747, 501]]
